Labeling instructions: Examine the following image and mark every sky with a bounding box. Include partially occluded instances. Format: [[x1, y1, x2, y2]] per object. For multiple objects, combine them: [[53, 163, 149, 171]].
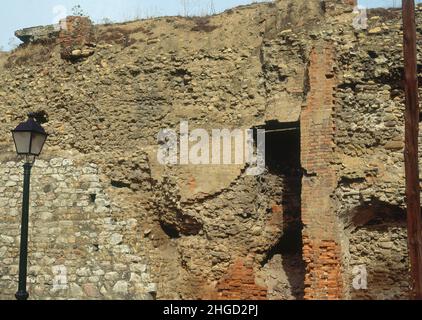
[[0, 0, 420, 51]]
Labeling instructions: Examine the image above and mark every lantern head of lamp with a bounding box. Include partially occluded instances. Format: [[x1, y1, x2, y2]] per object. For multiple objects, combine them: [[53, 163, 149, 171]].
[[12, 113, 48, 161]]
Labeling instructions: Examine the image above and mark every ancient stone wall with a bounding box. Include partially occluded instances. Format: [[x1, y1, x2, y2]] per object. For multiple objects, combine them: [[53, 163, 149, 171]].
[[333, 4, 422, 299], [0, 156, 156, 299], [0, 1, 421, 300], [348, 203, 409, 299], [1, 2, 309, 299]]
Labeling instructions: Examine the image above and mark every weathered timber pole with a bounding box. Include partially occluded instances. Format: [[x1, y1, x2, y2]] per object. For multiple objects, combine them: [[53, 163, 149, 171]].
[[402, 0, 422, 300]]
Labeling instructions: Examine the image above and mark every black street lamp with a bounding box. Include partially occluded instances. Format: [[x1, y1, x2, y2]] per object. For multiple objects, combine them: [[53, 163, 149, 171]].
[[11, 113, 48, 300]]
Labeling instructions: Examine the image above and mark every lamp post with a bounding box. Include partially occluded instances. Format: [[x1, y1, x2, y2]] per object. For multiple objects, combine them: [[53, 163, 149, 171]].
[[11, 113, 48, 301]]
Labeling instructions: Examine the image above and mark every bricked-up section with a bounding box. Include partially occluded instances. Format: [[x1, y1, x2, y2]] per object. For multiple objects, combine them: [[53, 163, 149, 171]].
[[213, 259, 267, 300], [300, 43, 344, 299], [58, 16, 95, 60]]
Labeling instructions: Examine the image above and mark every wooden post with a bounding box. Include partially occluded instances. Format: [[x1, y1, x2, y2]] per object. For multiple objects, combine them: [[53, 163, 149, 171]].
[[402, 0, 422, 300]]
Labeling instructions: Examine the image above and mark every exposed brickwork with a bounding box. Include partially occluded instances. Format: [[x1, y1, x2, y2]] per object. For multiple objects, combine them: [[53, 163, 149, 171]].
[[58, 16, 95, 60], [300, 43, 344, 300], [213, 259, 267, 300], [303, 237, 343, 299]]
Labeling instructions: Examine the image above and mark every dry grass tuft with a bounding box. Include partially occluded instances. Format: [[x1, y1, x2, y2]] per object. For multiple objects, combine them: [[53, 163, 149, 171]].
[[367, 7, 401, 21], [96, 25, 152, 47], [4, 40, 55, 69], [190, 17, 219, 32]]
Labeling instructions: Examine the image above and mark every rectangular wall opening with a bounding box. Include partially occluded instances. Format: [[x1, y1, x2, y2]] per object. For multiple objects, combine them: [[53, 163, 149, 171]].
[[258, 120, 305, 300]]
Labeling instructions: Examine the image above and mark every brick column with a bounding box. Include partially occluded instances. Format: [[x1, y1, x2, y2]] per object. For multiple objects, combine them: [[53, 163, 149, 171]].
[[58, 16, 94, 60], [212, 258, 267, 300], [300, 43, 344, 300]]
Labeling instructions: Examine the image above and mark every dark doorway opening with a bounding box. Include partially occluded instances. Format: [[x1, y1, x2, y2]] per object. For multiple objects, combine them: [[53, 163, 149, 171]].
[[258, 120, 305, 299]]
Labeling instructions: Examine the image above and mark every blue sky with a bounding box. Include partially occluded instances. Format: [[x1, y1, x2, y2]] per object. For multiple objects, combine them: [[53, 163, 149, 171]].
[[0, 0, 420, 50]]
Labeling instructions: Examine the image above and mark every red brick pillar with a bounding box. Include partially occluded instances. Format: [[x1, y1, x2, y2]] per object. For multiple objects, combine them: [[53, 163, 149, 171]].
[[213, 258, 267, 300], [300, 43, 344, 300], [58, 16, 95, 60]]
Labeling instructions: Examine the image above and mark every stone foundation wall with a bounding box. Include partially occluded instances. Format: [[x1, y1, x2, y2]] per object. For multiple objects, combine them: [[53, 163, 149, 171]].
[[0, 157, 156, 300]]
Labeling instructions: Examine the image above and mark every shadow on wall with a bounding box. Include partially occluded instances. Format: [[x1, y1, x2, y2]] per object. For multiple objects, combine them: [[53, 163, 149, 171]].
[[259, 120, 305, 300], [347, 201, 411, 300]]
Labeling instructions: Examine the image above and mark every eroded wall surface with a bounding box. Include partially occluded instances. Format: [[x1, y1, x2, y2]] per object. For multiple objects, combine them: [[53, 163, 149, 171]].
[[0, 0, 421, 300]]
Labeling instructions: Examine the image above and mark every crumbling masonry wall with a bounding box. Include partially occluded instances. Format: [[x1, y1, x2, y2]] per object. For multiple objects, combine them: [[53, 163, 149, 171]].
[[1, 1, 314, 299], [0, 0, 421, 300], [332, 4, 422, 298], [348, 203, 409, 299], [58, 16, 95, 60]]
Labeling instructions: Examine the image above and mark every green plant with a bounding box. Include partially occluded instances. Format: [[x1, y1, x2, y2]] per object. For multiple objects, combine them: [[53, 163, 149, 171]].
[[71, 4, 86, 16]]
